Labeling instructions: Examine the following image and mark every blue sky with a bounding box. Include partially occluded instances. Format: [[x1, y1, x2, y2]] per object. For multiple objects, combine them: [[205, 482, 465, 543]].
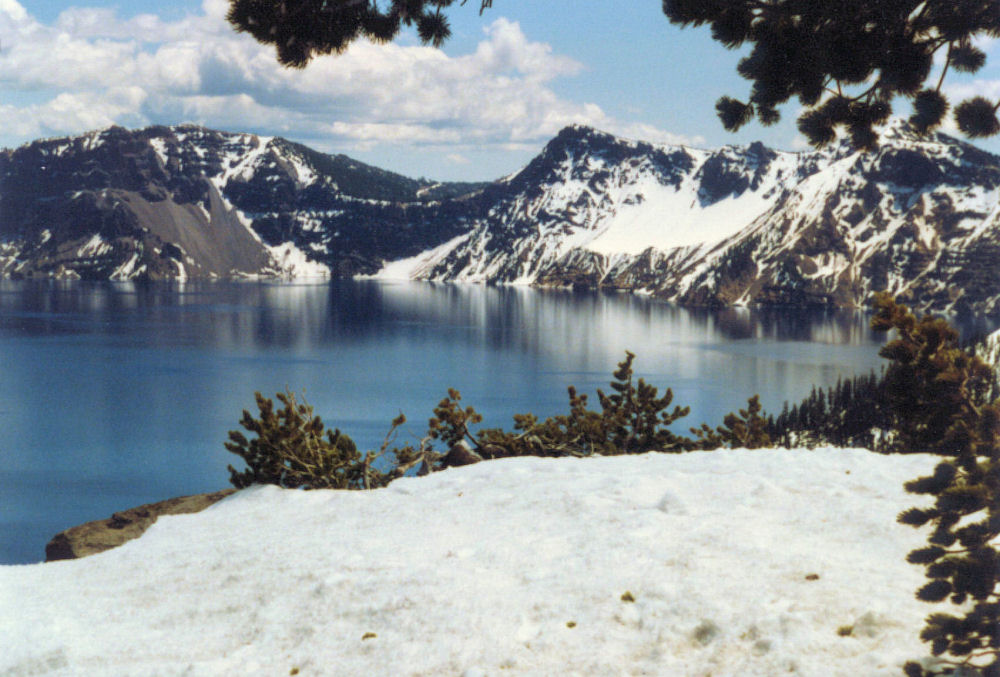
[[2, 0, 999, 180]]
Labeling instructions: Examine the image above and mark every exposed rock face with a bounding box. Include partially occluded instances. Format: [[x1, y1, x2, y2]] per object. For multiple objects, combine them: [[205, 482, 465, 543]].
[[390, 122, 1000, 314], [0, 125, 484, 281], [440, 441, 484, 467], [45, 489, 236, 561], [5, 121, 1000, 313]]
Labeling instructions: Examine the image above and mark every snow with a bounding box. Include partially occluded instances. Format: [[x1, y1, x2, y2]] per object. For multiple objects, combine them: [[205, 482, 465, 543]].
[[109, 252, 141, 280], [265, 242, 331, 279], [976, 328, 1000, 370], [173, 259, 188, 282], [286, 152, 318, 188], [0, 241, 24, 274], [217, 135, 274, 185], [80, 129, 110, 152], [584, 171, 782, 256], [0, 448, 948, 676], [148, 138, 169, 167], [373, 232, 471, 280]]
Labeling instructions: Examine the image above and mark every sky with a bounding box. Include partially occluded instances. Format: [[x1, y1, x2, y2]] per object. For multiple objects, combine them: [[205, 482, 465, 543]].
[[1, 0, 999, 181]]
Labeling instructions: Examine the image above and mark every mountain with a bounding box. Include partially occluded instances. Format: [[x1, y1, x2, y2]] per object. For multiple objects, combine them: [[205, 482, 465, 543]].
[[379, 123, 1000, 314], [0, 125, 485, 280], [3, 122, 1000, 313]]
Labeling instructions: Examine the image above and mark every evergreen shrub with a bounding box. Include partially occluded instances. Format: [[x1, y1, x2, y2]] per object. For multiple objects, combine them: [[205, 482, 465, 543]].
[[225, 389, 415, 490], [692, 394, 772, 449], [438, 351, 697, 460], [870, 295, 999, 677], [226, 352, 776, 491]]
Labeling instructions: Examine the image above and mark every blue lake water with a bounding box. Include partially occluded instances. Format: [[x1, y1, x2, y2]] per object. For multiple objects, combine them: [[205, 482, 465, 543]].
[[3, 279, 983, 565]]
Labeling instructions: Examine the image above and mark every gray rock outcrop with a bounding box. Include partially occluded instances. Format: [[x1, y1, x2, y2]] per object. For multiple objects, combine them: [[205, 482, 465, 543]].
[[45, 489, 237, 561]]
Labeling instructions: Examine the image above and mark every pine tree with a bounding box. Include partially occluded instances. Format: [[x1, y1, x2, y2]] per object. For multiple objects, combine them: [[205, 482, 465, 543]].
[[225, 389, 399, 490], [874, 294, 996, 455], [226, 0, 492, 67], [692, 394, 772, 449], [663, 0, 1000, 146], [767, 369, 895, 451], [594, 351, 692, 454], [870, 294, 999, 677], [477, 351, 695, 457]]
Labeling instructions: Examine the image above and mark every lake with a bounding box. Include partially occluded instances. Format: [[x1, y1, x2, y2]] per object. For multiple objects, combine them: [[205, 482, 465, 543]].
[[0, 279, 947, 564]]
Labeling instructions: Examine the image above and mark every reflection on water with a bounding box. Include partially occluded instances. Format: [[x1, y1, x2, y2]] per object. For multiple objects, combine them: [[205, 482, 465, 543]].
[[1, 279, 988, 565], [0, 279, 889, 353]]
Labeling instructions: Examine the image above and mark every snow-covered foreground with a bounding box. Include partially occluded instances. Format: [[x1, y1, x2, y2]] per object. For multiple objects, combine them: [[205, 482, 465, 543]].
[[1, 448, 943, 676]]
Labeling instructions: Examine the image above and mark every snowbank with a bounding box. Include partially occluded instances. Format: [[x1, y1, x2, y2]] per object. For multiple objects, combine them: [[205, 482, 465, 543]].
[[0, 448, 941, 676]]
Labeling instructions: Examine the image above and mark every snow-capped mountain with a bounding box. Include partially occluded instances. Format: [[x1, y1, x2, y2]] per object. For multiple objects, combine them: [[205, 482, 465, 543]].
[[3, 121, 999, 313], [0, 125, 483, 280], [381, 123, 1000, 314]]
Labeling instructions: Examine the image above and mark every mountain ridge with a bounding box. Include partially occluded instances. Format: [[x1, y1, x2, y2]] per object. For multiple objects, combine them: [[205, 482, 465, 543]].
[[385, 119, 1000, 313], [2, 121, 999, 313]]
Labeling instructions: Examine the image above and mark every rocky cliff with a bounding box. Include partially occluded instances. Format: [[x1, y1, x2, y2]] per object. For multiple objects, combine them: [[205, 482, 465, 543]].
[[0, 125, 483, 280], [4, 122, 999, 313], [380, 123, 1000, 314]]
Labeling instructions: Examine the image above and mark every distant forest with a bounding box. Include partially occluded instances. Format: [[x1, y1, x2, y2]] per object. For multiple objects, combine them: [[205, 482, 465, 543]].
[[767, 333, 999, 452]]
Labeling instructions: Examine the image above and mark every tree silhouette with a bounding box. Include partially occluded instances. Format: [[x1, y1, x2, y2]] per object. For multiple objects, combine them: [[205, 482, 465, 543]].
[[227, 0, 1000, 145], [227, 0, 492, 67], [662, 0, 1000, 147]]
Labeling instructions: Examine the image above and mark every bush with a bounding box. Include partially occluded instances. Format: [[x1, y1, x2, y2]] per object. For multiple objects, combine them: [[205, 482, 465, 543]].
[[227, 353, 782, 492], [225, 389, 413, 490], [691, 394, 772, 449], [443, 351, 696, 460], [227, 352, 774, 491]]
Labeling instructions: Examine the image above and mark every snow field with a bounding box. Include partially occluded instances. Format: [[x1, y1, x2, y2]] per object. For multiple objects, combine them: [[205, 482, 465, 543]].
[[0, 448, 941, 676], [582, 167, 782, 256]]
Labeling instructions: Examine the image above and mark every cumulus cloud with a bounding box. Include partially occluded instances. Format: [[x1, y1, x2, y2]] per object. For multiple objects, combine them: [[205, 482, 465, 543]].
[[945, 80, 1000, 102], [0, 0, 699, 174]]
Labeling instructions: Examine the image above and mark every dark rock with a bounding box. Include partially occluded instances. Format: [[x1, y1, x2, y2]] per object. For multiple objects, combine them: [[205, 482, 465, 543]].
[[0, 125, 484, 281], [44, 489, 237, 561], [440, 441, 483, 467], [478, 443, 510, 459]]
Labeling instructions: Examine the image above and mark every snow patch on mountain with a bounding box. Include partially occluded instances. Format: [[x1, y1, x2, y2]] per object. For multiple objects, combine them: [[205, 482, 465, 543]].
[[384, 120, 1000, 312], [584, 168, 779, 255], [5, 121, 1000, 311], [263, 241, 331, 278], [373, 232, 471, 280]]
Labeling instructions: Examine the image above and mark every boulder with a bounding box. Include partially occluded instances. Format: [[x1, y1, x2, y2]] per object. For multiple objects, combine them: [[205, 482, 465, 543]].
[[45, 489, 237, 561], [440, 441, 484, 467]]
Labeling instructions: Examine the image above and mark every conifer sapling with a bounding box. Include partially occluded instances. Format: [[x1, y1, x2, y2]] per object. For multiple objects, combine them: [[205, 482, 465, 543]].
[[871, 294, 999, 677]]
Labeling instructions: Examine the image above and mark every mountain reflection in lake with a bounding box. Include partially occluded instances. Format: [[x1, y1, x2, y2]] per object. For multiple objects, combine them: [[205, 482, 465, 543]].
[[0, 279, 954, 564]]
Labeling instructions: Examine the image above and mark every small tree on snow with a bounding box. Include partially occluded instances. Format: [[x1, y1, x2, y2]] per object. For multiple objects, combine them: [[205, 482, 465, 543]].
[[871, 294, 999, 677]]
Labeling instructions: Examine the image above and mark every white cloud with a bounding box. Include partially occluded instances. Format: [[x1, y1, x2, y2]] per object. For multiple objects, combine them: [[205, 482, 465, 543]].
[[1, 88, 148, 141], [0, 2, 700, 171], [0, 0, 27, 23], [945, 80, 1000, 101], [53, 8, 164, 40], [471, 17, 583, 81]]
